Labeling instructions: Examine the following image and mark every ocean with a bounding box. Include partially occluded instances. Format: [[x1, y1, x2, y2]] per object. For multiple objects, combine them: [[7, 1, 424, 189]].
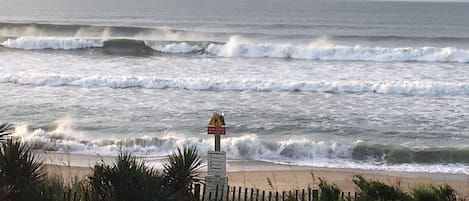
[[1, 0, 469, 174]]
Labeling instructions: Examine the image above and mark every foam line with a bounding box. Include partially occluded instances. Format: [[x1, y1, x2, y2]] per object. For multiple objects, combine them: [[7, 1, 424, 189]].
[[1, 74, 469, 96]]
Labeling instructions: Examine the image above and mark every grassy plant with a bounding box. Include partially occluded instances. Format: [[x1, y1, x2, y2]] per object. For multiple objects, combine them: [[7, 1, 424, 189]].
[[353, 175, 412, 201], [0, 138, 45, 201], [318, 177, 342, 201], [283, 191, 298, 201], [163, 145, 202, 201], [411, 184, 459, 201]]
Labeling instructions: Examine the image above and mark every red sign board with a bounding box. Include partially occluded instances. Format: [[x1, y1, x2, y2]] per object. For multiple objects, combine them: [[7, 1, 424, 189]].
[[208, 126, 226, 135]]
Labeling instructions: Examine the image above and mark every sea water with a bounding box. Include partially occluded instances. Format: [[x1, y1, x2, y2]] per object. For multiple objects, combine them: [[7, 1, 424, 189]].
[[1, 0, 469, 174]]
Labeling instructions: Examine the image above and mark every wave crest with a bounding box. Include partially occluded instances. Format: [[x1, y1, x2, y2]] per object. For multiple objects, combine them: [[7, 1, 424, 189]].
[[206, 37, 469, 62], [2, 36, 469, 62]]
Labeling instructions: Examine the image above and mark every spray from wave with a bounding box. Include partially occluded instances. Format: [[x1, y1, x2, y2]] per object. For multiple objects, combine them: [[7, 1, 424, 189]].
[[1, 37, 101, 50]]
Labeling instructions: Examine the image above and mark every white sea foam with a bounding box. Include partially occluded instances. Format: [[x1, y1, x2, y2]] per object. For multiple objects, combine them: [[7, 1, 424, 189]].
[[147, 42, 203, 53], [206, 36, 469, 62], [1, 73, 469, 96], [1, 37, 102, 50]]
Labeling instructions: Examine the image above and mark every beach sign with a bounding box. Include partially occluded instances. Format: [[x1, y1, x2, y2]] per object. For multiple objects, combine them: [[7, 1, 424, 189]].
[[204, 175, 228, 201], [205, 112, 229, 200], [208, 151, 226, 176], [208, 112, 226, 135]]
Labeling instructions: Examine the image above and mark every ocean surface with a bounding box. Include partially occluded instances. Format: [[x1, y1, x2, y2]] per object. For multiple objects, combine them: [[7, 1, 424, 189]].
[[1, 0, 469, 174]]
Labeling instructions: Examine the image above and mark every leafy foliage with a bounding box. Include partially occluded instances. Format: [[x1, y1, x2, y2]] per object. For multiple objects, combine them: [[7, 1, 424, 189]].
[[37, 175, 86, 201], [163, 145, 202, 201], [318, 177, 342, 201], [411, 184, 458, 201], [0, 185, 13, 201], [87, 153, 169, 201], [0, 123, 13, 140], [353, 175, 412, 201], [0, 138, 45, 201]]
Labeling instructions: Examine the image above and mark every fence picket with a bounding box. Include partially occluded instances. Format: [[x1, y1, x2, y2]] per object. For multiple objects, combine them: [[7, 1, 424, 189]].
[[202, 184, 206, 201], [250, 188, 254, 201], [244, 188, 248, 201], [220, 185, 225, 201], [227, 185, 230, 201], [312, 190, 318, 201], [232, 186, 236, 201]]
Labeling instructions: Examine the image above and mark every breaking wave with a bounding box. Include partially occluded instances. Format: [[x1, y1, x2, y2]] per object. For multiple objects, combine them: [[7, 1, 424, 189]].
[[2, 36, 469, 62], [12, 119, 469, 174], [1, 74, 469, 96], [205, 36, 469, 62], [0, 37, 208, 54]]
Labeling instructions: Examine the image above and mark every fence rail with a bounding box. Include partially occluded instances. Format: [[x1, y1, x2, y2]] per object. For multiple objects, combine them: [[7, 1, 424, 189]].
[[194, 183, 350, 201], [37, 183, 468, 201]]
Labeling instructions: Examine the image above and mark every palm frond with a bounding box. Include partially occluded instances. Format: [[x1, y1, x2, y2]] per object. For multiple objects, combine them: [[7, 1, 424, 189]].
[[163, 146, 202, 200], [0, 138, 45, 201], [0, 123, 13, 140]]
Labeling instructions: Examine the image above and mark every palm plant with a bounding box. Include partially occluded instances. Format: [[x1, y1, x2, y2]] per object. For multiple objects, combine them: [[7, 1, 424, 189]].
[[0, 185, 13, 201], [87, 153, 169, 201], [0, 123, 13, 140], [0, 138, 45, 201], [163, 146, 203, 201]]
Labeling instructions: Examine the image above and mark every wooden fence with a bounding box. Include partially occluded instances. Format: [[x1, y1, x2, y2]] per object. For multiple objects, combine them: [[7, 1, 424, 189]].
[[193, 183, 357, 201], [34, 183, 469, 201]]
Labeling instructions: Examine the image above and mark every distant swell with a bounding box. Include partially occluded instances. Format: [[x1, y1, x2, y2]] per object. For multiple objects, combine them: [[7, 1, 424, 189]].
[[1, 74, 469, 96]]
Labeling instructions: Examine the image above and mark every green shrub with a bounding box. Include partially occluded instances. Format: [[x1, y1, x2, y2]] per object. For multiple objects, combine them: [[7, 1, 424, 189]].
[[37, 175, 85, 201], [163, 145, 202, 201], [87, 153, 169, 201], [353, 175, 412, 201], [318, 177, 342, 201], [0, 138, 45, 201], [412, 184, 458, 201]]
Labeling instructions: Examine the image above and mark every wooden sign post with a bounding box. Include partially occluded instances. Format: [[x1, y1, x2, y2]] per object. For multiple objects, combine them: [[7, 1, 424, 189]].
[[208, 112, 226, 151], [205, 112, 228, 200]]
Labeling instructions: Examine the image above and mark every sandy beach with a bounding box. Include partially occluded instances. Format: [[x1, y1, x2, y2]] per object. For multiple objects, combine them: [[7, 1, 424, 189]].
[[44, 157, 469, 198]]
